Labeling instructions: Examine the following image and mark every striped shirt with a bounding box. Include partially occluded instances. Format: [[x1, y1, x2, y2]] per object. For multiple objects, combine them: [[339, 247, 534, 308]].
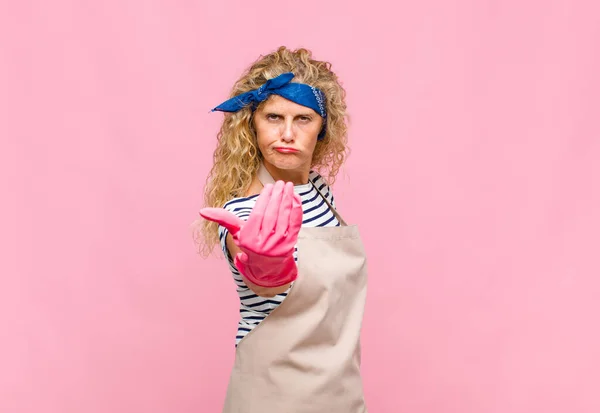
[[218, 171, 340, 346]]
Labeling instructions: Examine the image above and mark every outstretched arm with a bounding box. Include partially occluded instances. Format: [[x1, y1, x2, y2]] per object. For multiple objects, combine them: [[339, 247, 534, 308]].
[[200, 181, 303, 297]]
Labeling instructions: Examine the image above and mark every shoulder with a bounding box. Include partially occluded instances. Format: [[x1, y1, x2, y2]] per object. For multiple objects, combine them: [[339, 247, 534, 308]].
[[218, 194, 259, 254], [308, 170, 330, 189], [307, 170, 336, 207], [222, 194, 259, 220]]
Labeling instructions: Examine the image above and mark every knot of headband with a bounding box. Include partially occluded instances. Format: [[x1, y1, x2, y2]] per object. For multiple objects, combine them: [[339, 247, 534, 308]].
[[211, 72, 327, 140]]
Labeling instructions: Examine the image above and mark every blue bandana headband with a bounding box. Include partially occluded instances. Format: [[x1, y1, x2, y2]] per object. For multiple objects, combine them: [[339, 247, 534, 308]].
[[211, 72, 327, 140]]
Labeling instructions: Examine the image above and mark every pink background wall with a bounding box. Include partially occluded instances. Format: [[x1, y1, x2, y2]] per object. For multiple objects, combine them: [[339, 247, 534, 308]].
[[2, 1, 599, 412]]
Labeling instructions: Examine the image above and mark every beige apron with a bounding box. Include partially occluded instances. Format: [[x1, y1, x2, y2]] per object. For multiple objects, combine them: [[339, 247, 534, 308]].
[[222, 164, 368, 413]]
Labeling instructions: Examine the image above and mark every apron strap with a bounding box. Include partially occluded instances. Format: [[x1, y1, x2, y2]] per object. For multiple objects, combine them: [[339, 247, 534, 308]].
[[257, 163, 348, 226]]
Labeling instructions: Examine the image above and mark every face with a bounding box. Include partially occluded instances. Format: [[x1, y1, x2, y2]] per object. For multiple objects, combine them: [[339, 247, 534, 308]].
[[253, 95, 323, 183]]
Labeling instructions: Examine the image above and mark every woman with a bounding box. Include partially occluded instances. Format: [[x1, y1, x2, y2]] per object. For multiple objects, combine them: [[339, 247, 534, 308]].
[[196, 46, 368, 413]]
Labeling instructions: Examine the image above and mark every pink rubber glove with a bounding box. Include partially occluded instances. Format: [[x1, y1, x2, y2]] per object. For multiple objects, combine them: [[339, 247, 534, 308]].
[[199, 181, 303, 288]]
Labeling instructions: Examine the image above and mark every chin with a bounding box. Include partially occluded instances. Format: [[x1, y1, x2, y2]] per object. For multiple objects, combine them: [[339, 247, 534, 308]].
[[270, 161, 301, 171], [265, 156, 306, 171]]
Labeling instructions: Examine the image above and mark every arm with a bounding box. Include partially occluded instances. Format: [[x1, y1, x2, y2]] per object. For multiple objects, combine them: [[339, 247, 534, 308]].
[[201, 181, 302, 296]]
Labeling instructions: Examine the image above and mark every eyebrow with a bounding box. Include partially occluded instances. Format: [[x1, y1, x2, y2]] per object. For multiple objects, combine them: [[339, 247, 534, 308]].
[[264, 111, 314, 117]]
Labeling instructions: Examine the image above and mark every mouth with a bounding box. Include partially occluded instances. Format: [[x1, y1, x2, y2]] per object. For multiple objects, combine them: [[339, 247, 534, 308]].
[[274, 147, 299, 154]]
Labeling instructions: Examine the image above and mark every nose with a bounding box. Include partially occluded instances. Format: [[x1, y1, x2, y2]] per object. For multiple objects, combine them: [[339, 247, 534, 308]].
[[280, 118, 295, 142]]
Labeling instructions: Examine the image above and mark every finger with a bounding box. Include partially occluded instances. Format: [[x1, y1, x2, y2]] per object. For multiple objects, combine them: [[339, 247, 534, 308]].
[[262, 180, 285, 234], [289, 192, 304, 235], [199, 208, 244, 236], [275, 182, 294, 236], [264, 182, 292, 252], [243, 183, 273, 236]]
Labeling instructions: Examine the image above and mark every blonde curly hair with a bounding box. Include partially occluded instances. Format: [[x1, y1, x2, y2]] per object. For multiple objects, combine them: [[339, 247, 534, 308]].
[[194, 46, 350, 256]]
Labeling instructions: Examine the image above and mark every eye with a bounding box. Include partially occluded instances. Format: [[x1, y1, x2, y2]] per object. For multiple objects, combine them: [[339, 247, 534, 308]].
[[299, 116, 312, 122], [266, 113, 280, 120]]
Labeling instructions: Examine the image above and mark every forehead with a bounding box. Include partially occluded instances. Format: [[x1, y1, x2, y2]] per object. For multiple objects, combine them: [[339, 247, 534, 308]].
[[259, 95, 316, 114]]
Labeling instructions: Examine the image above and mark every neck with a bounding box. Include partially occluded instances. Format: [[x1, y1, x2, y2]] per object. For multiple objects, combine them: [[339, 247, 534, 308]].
[[262, 162, 310, 185]]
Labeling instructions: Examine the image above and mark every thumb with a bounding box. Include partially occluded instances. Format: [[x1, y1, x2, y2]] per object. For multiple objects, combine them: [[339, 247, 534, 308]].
[[199, 208, 244, 236]]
